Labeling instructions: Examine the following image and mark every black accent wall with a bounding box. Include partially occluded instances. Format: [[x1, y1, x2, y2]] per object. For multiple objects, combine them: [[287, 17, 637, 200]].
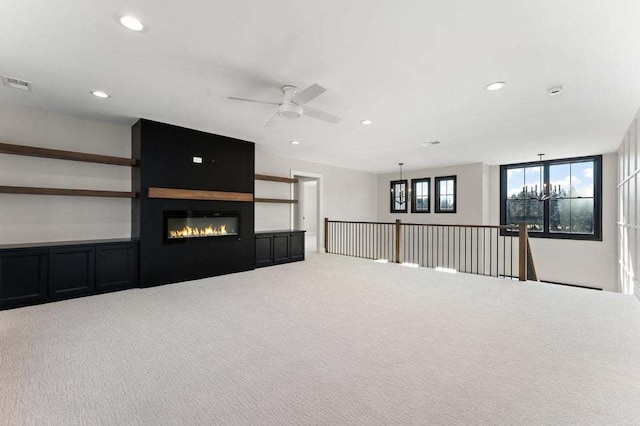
[[132, 119, 255, 287]]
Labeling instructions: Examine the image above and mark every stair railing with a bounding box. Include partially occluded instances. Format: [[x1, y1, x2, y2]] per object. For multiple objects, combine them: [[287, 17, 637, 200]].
[[325, 218, 538, 282]]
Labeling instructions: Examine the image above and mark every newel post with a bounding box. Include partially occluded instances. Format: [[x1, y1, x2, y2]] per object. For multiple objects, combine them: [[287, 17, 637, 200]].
[[324, 217, 329, 253], [518, 222, 527, 281], [395, 219, 402, 263]]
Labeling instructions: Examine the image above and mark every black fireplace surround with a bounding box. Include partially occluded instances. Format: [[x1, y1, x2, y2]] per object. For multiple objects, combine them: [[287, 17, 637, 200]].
[[132, 119, 255, 287]]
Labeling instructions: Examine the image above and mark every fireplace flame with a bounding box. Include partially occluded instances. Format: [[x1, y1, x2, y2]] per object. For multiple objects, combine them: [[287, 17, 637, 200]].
[[169, 224, 229, 239]]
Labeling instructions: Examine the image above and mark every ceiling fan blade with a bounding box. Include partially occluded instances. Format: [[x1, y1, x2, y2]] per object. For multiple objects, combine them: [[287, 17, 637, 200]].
[[291, 84, 326, 105], [264, 112, 280, 127], [302, 105, 342, 124], [228, 96, 280, 106]]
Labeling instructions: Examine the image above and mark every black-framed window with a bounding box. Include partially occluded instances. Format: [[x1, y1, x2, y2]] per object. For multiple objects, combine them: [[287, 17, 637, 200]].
[[390, 180, 408, 213], [435, 176, 457, 213], [500, 155, 602, 240], [411, 178, 430, 213]]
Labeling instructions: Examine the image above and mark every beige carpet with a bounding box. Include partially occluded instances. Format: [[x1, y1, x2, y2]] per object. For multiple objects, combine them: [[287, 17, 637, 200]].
[[1, 254, 640, 425]]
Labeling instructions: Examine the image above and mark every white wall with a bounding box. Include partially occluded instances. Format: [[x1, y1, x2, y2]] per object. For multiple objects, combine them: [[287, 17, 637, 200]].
[[0, 104, 377, 248], [255, 149, 378, 236], [374, 158, 618, 291], [0, 103, 132, 244], [617, 110, 639, 300], [488, 153, 618, 292], [377, 163, 488, 225]]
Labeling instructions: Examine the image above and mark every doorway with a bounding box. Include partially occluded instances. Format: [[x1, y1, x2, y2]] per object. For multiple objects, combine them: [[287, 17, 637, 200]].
[[290, 170, 323, 253]]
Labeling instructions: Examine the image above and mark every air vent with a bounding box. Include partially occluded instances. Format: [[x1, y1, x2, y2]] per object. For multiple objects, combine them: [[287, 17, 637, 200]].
[[2, 75, 32, 91]]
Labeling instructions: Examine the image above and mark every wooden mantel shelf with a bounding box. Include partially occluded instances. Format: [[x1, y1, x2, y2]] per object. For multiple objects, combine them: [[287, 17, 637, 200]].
[[148, 187, 253, 202], [0, 141, 136, 166], [0, 186, 137, 198]]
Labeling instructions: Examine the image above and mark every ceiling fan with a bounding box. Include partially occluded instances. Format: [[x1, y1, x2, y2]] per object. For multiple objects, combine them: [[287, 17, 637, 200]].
[[228, 84, 342, 127]]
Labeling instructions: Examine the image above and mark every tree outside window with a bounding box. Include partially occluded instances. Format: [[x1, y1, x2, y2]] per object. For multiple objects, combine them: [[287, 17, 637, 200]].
[[501, 155, 601, 240]]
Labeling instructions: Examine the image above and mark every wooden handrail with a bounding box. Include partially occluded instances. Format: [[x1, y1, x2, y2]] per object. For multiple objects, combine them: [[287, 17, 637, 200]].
[[402, 223, 516, 230], [326, 219, 517, 230]]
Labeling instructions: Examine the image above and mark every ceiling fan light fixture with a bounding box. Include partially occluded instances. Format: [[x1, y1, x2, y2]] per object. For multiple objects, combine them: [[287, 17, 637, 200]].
[[278, 102, 303, 119]]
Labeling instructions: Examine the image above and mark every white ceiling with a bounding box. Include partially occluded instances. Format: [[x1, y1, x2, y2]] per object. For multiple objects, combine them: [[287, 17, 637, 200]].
[[1, 1, 639, 173]]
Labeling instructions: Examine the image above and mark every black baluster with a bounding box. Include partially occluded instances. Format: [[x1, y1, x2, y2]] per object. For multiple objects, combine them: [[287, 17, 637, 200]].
[[436, 226, 439, 268], [420, 226, 423, 267], [489, 228, 493, 275], [510, 234, 513, 279], [457, 227, 461, 272], [503, 230, 506, 279], [429, 226, 432, 267], [448, 226, 452, 269], [495, 228, 499, 277]]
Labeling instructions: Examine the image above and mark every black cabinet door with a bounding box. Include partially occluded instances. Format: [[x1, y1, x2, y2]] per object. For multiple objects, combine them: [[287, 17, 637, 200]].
[[49, 246, 95, 300], [96, 244, 138, 292], [0, 249, 48, 310], [255, 235, 273, 267], [290, 232, 305, 261], [273, 234, 290, 264]]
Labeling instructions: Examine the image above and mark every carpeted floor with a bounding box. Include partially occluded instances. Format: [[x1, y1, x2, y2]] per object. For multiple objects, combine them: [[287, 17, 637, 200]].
[[1, 253, 640, 425]]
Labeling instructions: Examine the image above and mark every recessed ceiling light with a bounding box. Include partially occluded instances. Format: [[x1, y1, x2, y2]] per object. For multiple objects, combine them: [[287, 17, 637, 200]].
[[485, 81, 506, 91], [90, 90, 110, 98], [115, 14, 146, 32], [421, 141, 441, 147], [547, 86, 564, 97], [360, 119, 373, 125], [290, 140, 300, 145]]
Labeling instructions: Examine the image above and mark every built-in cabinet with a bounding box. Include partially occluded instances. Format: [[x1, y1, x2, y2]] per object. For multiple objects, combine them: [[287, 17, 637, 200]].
[[49, 246, 96, 300], [255, 230, 305, 267], [0, 239, 138, 310], [96, 243, 138, 292], [0, 249, 48, 309]]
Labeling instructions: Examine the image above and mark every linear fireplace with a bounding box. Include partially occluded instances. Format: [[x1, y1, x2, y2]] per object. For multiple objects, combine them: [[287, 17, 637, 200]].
[[164, 211, 239, 243]]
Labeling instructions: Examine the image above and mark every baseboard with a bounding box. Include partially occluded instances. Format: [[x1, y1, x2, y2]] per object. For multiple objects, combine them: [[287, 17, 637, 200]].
[[539, 279, 602, 291]]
